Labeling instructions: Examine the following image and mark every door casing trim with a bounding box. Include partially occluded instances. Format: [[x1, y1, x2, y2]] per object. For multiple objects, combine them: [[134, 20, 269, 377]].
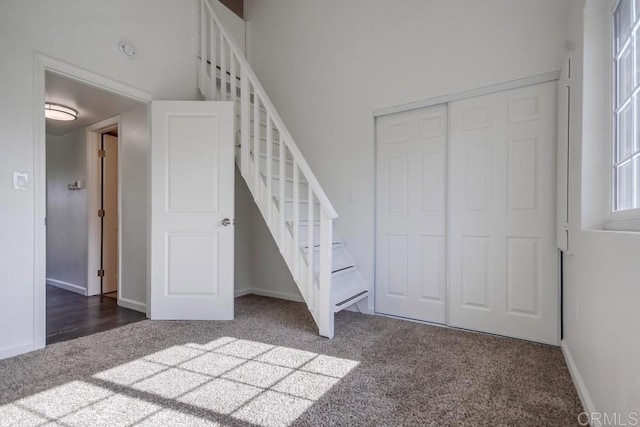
[[34, 53, 152, 350]]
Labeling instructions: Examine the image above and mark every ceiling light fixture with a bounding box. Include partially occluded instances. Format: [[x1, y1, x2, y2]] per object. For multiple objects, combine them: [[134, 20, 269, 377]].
[[45, 103, 78, 121]]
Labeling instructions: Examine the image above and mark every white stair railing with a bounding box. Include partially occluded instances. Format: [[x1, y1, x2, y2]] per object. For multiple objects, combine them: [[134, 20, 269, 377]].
[[199, 0, 337, 338]]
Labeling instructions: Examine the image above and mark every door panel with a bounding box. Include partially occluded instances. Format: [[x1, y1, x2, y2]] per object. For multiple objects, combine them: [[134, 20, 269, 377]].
[[149, 101, 234, 320], [376, 104, 447, 324], [449, 81, 558, 344], [102, 134, 118, 294]]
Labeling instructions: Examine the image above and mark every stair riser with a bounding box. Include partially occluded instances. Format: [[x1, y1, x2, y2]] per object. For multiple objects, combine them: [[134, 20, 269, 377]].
[[259, 156, 294, 177], [255, 145, 293, 162], [330, 269, 368, 312], [305, 246, 351, 274], [282, 201, 320, 222], [269, 178, 308, 199], [296, 223, 321, 248], [236, 113, 277, 136], [234, 104, 268, 122]]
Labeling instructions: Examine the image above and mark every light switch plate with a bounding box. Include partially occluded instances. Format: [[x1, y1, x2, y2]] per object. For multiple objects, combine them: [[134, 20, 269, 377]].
[[13, 172, 29, 190]]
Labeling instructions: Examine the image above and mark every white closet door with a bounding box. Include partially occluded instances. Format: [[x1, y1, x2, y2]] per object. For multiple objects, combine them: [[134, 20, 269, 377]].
[[449, 81, 558, 344], [375, 104, 447, 324]]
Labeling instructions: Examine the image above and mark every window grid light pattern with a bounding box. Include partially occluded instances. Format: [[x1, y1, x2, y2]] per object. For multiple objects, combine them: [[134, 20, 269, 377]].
[[614, 0, 640, 211], [0, 337, 359, 427]]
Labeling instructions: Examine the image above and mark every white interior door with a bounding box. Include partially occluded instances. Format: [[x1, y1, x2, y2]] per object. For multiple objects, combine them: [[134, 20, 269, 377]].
[[375, 104, 448, 324], [449, 81, 558, 344], [149, 101, 234, 320], [102, 134, 119, 294]]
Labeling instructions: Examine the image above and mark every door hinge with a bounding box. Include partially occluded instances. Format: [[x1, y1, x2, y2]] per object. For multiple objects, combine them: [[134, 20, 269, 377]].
[[98, 209, 105, 217], [97, 269, 105, 277], [98, 149, 106, 158]]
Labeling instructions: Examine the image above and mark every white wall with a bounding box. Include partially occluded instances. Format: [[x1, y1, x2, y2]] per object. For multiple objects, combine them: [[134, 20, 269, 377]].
[[561, 0, 640, 417], [210, 0, 246, 53], [120, 106, 150, 311], [0, 0, 250, 359], [208, 1, 256, 297], [234, 167, 255, 295], [205, 0, 257, 297], [0, 0, 201, 359], [46, 131, 88, 295], [249, 205, 303, 302], [243, 0, 573, 305]]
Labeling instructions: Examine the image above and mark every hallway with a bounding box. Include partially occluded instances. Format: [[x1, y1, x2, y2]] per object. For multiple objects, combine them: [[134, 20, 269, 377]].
[[47, 285, 146, 344]]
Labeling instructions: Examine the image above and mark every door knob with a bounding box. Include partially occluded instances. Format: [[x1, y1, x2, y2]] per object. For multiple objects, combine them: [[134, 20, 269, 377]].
[[222, 218, 233, 226]]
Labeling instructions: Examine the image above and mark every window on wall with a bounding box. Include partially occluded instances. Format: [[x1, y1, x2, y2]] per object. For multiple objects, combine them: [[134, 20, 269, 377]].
[[613, 0, 640, 214]]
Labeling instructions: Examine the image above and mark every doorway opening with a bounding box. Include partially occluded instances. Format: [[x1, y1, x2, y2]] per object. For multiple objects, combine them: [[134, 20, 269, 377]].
[[99, 128, 119, 299], [42, 64, 149, 344]]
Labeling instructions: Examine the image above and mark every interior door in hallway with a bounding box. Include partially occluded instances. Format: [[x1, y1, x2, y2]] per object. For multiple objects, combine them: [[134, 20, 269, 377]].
[[101, 134, 118, 295], [375, 104, 447, 324], [449, 81, 558, 344], [149, 101, 235, 320]]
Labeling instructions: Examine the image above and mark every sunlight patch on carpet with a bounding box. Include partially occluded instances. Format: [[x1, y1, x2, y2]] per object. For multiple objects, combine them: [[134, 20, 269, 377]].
[[0, 337, 359, 427]]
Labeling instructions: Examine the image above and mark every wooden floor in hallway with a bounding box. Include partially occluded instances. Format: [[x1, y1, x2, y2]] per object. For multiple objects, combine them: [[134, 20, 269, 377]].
[[46, 285, 146, 345]]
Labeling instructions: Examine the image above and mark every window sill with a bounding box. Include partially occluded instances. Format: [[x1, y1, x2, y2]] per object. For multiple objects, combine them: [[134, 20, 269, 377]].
[[605, 210, 640, 232]]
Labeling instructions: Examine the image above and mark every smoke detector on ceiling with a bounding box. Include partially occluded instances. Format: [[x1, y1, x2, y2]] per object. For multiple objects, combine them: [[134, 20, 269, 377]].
[[118, 41, 136, 59]]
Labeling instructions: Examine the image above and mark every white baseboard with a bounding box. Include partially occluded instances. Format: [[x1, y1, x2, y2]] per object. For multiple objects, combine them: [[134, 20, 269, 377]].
[[118, 297, 147, 314], [344, 298, 371, 314], [561, 340, 595, 415], [46, 278, 87, 296], [0, 342, 41, 361], [236, 288, 304, 303], [235, 287, 252, 297]]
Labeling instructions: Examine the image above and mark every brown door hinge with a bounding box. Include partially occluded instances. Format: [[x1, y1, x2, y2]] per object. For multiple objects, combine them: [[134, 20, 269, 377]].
[[98, 209, 105, 217], [98, 149, 106, 158], [97, 269, 105, 277]]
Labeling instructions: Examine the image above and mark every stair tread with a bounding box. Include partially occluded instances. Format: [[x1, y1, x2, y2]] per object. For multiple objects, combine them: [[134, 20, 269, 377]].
[[250, 148, 294, 162], [333, 289, 369, 311], [238, 127, 280, 141], [329, 266, 368, 312], [287, 220, 321, 226], [238, 132, 281, 144], [258, 152, 294, 164], [273, 196, 319, 205], [332, 265, 356, 275], [261, 172, 308, 184], [310, 264, 356, 281], [300, 242, 345, 253]]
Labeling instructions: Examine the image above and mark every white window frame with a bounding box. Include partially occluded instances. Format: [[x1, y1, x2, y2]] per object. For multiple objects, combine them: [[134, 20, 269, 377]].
[[607, 0, 640, 231]]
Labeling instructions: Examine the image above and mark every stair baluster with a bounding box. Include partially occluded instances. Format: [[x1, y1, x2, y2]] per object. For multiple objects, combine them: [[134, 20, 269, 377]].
[[266, 113, 273, 226], [198, 0, 369, 338], [240, 69, 250, 176]]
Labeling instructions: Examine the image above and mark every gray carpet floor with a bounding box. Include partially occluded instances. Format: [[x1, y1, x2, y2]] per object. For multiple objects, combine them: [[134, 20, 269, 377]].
[[0, 295, 582, 426]]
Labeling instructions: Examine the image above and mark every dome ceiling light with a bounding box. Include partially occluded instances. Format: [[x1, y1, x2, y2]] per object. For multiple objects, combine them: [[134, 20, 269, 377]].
[[45, 103, 78, 121]]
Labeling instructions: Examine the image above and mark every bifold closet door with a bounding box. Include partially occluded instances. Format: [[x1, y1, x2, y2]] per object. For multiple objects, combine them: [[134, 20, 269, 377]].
[[375, 104, 447, 324], [449, 81, 558, 344]]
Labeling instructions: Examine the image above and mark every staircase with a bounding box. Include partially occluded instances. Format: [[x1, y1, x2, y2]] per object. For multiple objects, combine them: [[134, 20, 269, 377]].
[[197, 0, 368, 338]]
